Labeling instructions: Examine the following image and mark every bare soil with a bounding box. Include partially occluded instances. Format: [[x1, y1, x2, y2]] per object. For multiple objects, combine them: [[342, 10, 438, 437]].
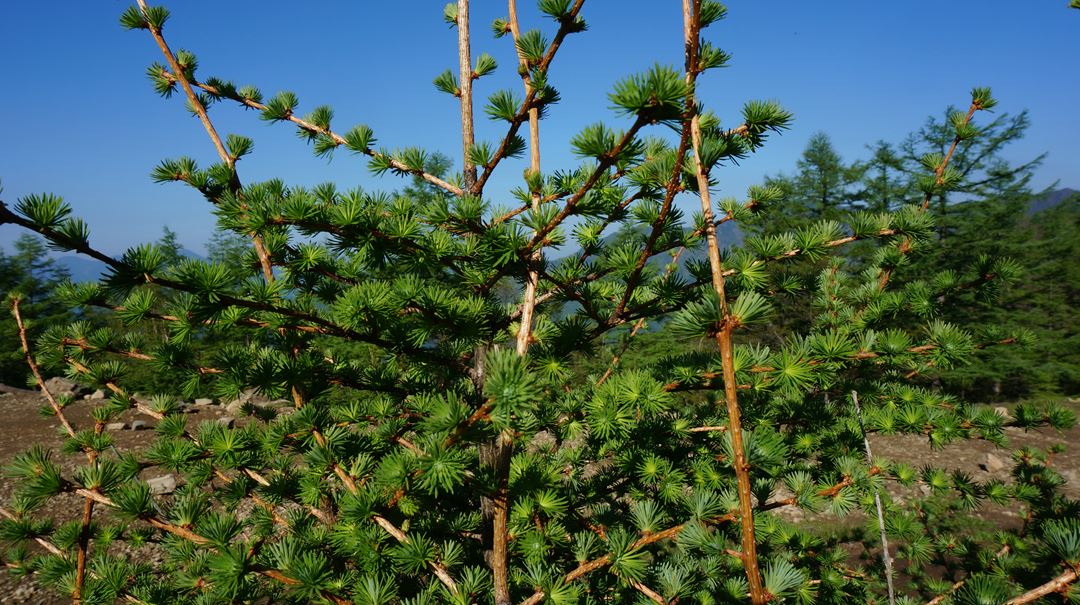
[[0, 388, 1075, 604], [0, 387, 233, 604]]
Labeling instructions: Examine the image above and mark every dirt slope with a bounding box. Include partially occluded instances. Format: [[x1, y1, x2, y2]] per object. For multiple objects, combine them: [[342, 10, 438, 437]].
[[0, 388, 1075, 604]]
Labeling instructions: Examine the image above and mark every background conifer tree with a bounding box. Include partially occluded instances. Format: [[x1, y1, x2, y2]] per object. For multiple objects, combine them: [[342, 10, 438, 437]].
[[0, 233, 72, 385]]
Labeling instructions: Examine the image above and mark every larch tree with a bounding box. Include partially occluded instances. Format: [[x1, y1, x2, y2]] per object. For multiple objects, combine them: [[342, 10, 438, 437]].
[[1, 3, 1077, 605]]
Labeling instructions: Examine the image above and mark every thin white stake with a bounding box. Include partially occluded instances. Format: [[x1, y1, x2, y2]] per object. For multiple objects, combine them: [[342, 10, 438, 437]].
[[852, 390, 896, 605]]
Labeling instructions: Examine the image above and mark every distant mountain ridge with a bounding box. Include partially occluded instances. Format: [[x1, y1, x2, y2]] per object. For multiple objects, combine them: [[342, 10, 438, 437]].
[[1029, 187, 1077, 215], [56, 248, 204, 283], [49, 188, 1076, 283]]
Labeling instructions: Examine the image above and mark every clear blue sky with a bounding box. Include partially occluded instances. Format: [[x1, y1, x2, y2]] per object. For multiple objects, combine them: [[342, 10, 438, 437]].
[[1, 1, 1076, 255]]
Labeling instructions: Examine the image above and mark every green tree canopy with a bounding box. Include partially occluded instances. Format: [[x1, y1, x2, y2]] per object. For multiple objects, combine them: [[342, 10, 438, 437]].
[[0, 234, 71, 385]]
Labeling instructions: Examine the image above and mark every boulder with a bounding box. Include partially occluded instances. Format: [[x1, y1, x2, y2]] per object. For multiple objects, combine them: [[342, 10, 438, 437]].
[[147, 475, 177, 495], [224, 398, 247, 416], [194, 398, 214, 406], [88, 389, 106, 400], [217, 417, 236, 429], [994, 406, 1011, 420], [105, 422, 128, 431], [983, 453, 1007, 473], [44, 376, 81, 397], [130, 420, 149, 431]]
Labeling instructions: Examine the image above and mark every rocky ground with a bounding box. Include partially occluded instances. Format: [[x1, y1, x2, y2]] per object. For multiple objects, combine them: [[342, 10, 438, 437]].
[[0, 382, 287, 604], [0, 383, 1075, 604]]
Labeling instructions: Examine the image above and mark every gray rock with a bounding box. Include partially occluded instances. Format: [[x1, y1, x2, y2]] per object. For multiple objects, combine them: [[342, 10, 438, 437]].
[[194, 398, 214, 406], [225, 398, 247, 415], [44, 376, 80, 397], [217, 417, 236, 428], [105, 422, 128, 431], [147, 475, 177, 495], [130, 420, 149, 431], [528, 430, 558, 453], [984, 453, 1007, 473], [88, 389, 106, 400]]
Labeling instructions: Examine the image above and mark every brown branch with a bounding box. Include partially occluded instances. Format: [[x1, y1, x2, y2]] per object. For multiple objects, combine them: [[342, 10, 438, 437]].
[[136, 0, 227, 167], [457, 0, 477, 192], [509, 0, 544, 360], [518, 221, 893, 326], [526, 117, 647, 251], [12, 297, 100, 602], [73, 497, 95, 603], [1007, 568, 1078, 604], [305, 400, 459, 594], [134, 0, 274, 282], [596, 247, 687, 386], [472, 0, 586, 194], [926, 580, 965, 605], [0, 209, 355, 341], [0, 506, 64, 557], [880, 96, 982, 290], [922, 102, 979, 211], [628, 578, 667, 605], [66, 359, 164, 421], [8, 382, 348, 605], [257, 570, 352, 605], [442, 401, 493, 450], [159, 70, 464, 197], [574, 190, 650, 263], [61, 337, 224, 375], [760, 468, 881, 512], [490, 162, 647, 231], [76, 484, 356, 604], [681, 2, 764, 601], [518, 513, 735, 605], [607, 119, 693, 322], [372, 514, 460, 595], [663, 335, 1018, 394], [11, 298, 77, 437], [0, 508, 153, 605], [924, 566, 1078, 605]]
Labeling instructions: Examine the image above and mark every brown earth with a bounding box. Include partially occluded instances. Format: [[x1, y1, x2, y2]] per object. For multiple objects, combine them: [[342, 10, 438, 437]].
[[0, 387, 240, 604], [0, 387, 1075, 604]]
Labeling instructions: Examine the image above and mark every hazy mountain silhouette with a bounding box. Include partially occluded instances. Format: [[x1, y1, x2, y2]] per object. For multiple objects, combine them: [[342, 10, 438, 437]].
[[56, 248, 205, 283], [50, 189, 1074, 285], [1029, 187, 1077, 215]]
